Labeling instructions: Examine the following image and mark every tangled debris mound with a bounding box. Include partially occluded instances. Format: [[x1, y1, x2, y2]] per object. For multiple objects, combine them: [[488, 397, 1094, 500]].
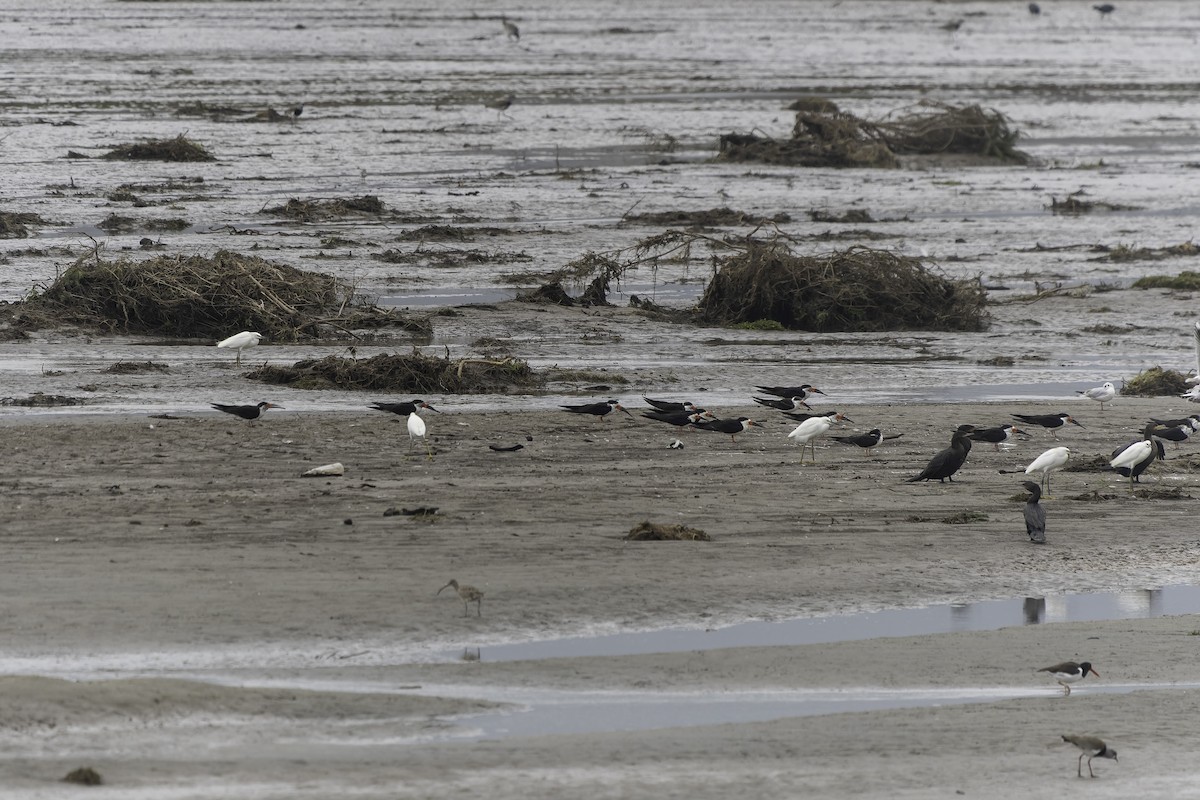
[[717, 100, 1027, 168], [1132, 271, 1200, 291], [102, 134, 215, 162], [1, 393, 84, 407], [263, 195, 387, 223], [1121, 366, 1190, 397], [0, 211, 48, 239], [516, 251, 625, 307], [102, 361, 169, 374], [4, 250, 427, 341], [624, 522, 711, 541], [697, 243, 988, 332], [621, 207, 791, 228], [246, 350, 543, 393], [62, 767, 103, 786]]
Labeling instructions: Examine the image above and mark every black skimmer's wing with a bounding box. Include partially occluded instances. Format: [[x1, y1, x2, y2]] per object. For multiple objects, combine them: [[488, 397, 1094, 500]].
[[643, 397, 693, 413]]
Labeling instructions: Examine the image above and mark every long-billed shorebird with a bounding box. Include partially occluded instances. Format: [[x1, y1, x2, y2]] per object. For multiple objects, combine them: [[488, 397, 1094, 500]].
[[438, 579, 484, 617], [1062, 734, 1117, 778]]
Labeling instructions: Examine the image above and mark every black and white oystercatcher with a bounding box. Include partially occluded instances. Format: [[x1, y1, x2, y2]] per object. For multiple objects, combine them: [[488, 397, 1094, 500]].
[[1021, 480, 1046, 544], [1039, 661, 1098, 695], [1013, 412, 1083, 441], [1062, 734, 1117, 778], [211, 401, 281, 423], [561, 399, 633, 420], [370, 399, 440, 416]]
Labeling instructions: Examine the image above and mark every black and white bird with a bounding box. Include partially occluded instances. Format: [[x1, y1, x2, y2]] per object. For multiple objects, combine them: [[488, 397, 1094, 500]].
[[1077, 381, 1116, 411], [1013, 412, 1083, 441], [906, 426, 974, 483], [831, 428, 886, 455], [1153, 422, 1194, 449], [695, 416, 760, 442], [754, 384, 824, 403], [211, 401, 281, 424], [969, 423, 1025, 451], [1062, 734, 1118, 778], [643, 397, 700, 413], [1039, 661, 1099, 695], [561, 399, 633, 420], [1021, 480, 1046, 544], [641, 409, 712, 428], [752, 395, 810, 412], [371, 399, 440, 416], [1110, 422, 1165, 487]]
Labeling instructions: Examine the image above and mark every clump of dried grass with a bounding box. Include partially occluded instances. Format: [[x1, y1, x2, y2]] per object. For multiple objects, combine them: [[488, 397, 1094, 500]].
[[1122, 366, 1191, 396], [697, 243, 987, 332], [262, 195, 387, 223], [103, 134, 215, 162], [246, 350, 543, 393], [624, 522, 711, 541]]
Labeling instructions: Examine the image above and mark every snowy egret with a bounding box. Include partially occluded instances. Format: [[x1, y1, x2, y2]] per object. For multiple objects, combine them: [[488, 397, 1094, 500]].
[[831, 428, 885, 455], [437, 579, 484, 617], [211, 401, 281, 424], [1077, 381, 1116, 411], [1012, 412, 1083, 440], [1040, 661, 1099, 696], [561, 399, 633, 420], [1061, 734, 1117, 778], [787, 411, 851, 464], [1021, 481, 1046, 544], [216, 331, 263, 364], [1110, 422, 1164, 486], [1024, 446, 1070, 497], [969, 423, 1026, 451], [407, 409, 429, 454], [695, 416, 760, 443], [643, 397, 700, 413], [370, 399, 440, 416], [906, 426, 974, 483], [755, 384, 825, 402], [500, 15, 519, 40], [752, 395, 810, 412]]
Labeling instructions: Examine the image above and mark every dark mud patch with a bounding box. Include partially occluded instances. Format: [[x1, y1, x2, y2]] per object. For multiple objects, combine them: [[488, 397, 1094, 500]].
[[101, 134, 215, 162], [1048, 192, 1139, 215], [372, 248, 533, 267], [393, 225, 515, 242], [246, 351, 543, 393], [98, 214, 191, 234], [1063, 454, 1112, 473], [1089, 242, 1200, 263], [1132, 271, 1200, 291], [262, 195, 388, 223], [101, 361, 170, 375]]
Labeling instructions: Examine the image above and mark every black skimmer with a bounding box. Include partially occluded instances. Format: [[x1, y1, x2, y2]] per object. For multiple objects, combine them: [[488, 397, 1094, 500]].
[[694, 416, 760, 442], [787, 412, 851, 463], [1152, 422, 1194, 449], [969, 423, 1025, 451], [437, 579, 483, 617], [1110, 422, 1165, 486], [643, 397, 699, 413], [1061, 734, 1118, 778], [215, 331, 263, 365], [1093, 3, 1115, 17], [370, 399, 440, 416], [905, 427, 972, 483], [1077, 382, 1116, 411], [755, 384, 824, 402], [1149, 414, 1200, 430], [561, 399, 633, 420], [1021, 480, 1046, 544], [752, 395, 810, 412], [211, 401, 281, 424], [1013, 412, 1083, 440], [1024, 446, 1070, 498], [641, 410, 711, 428], [1039, 661, 1098, 695], [830, 428, 886, 454]]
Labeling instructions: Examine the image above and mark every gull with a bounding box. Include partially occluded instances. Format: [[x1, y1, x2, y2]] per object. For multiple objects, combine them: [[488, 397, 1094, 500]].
[[216, 331, 263, 365], [1187, 321, 1200, 385], [1077, 381, 1116, 411]]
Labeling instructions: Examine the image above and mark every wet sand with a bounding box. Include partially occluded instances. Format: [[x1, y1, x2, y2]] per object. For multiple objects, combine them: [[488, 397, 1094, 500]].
[[2, 390, 1199, 797]]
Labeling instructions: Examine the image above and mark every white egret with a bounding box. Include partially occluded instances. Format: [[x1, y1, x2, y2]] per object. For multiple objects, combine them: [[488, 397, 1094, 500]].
[[407, 409, 429, 456], [787, 411, 851, 464], [1076, 381, 1116, 411], [1024, 446, 1070, 498], [1188, 321, 1200, 385], [1110, 422, 1163, 488], [216, 331, 263, 364]]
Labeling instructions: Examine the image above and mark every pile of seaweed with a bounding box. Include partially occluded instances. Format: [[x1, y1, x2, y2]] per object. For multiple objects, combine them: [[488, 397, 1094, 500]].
[[0, 211, 48, 239], [1122, 366, 1191, 397], [624, 522, 711, 541], [246, 350, 542, 393], [621, 207, 790, 228], [2, 250, 427, 341], [717, 100, 1027, 168], [697, 243, 987, 332], [102, 134, 215, 162], [262, 196, 386, 223]]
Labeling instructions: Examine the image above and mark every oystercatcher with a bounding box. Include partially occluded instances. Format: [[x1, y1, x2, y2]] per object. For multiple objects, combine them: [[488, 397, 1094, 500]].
[[215, 331, 263, 365], [1062, 734, 1118, 778], [1021, 480, 1046, 544], [1025, 446, 1070, 498], [969, 423, 1025, 451], [831, 428, 886, 455], [1077, 381, 1116, 411], [437, 579, 484, 617], [1039, 661, 1098, 695], [1013, 412, 1083, 440], [905, 426, 973, 483], [370, 399, 440, 416], [1110, 422, 1165, 486], [787, 411, 851, 464], [561, 399, 633, 420], [211, 401, 281, 424], [695, 416, 760, 442]]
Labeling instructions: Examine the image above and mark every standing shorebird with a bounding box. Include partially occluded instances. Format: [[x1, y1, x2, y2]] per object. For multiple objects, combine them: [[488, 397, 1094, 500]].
[[1013, 412, 1083, 441], [905, 426, 974, 483], [787, 411, 851, 464], [969, 423, 1025, 451], [211, 401, 281, 425], [1039, 661, 1099, 695], [1093, 3, 1115, 17], [216, 331, 263, 365], [1021, 480, 1046, 544], [437, 579, 484, 617], [695, 416, 760, 443], [484, 94, 514, 117], [500, 15, 520, 40], [1110, 422, 1165, 487], [752, 395, 810, 412], [1025, 446, 1070, 498], [1077, 381, 1116, 411], [1062, 734, 1118, 778], [561, 399, 633, 421]]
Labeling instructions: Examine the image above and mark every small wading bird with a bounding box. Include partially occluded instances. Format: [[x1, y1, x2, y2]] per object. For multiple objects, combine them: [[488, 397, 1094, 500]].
[[1013, 412, 1083, 441], [969, 423, 1025, 451], [216, 331, 263, 365], [1110, 422, 1165, 487], [1062, 734, 1118, 778], [1077, 381, 1116, 411], [1024, 446, 1070, 498], [484, 94, 514, 117], [561, 399, 633, 421], [370, 399, 440, 416], [211, 401, 281, 424], [1039, 661, 1098, 695], [788, 411, 851, 464], [695, 416, 760, 443], [1021, 480, 1046, 544], [437, 579, 484, 617], [906, 425, 974, 483], [500, 15, 519, 40]]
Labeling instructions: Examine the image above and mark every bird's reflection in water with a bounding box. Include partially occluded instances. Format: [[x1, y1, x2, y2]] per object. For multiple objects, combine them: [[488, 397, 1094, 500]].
[[1023, 596, 1046, 625]]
